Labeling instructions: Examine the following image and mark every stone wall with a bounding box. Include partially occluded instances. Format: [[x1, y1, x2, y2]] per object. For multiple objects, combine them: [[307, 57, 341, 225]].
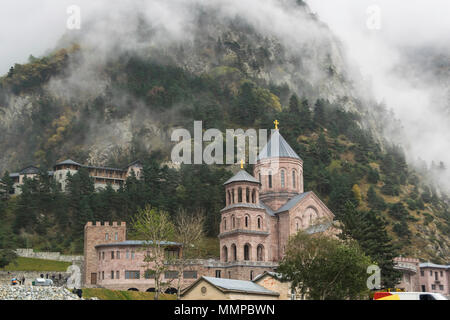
[[15, 248, 84, 263]]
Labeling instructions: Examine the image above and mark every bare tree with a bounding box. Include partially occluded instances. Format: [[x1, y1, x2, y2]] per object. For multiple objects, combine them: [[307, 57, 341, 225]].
[[131, 205, 174, 300], [173, 208, 205, 299]]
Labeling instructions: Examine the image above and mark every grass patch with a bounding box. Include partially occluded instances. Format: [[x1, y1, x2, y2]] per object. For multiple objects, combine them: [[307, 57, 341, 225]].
[[82, 288, 177, 300], [0, 257, 72, 272]]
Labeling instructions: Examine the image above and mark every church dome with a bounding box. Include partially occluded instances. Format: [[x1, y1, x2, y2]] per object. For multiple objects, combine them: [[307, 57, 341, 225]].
[[257, 130, 302, 161], [224, 170, 260, 185]]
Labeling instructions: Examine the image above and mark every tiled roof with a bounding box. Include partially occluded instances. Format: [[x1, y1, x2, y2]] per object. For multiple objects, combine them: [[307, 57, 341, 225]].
[[305, 222, 333, 235], [257, 130, 302, 161], [55, 159, 82, 166], [274, 192, 311, 213], [19, 166, 40, 175], [224, 170, 260, 185], [95, 240, 180, 248], [252, 271, 282, 282], [419, 263, 450, 269], [220, 203, 266, 212], [260, 201, 275, 216], [201, 276, 279, 296]]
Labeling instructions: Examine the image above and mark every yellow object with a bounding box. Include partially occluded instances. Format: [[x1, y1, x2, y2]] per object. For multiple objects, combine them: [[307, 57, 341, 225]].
[[274, 120, 279, 130], [378, 294, 400, 300], [240, 159, 244, 169]]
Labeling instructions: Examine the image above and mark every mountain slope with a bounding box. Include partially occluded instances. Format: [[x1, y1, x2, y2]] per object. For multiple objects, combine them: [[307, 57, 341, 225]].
[[0, 0, 448, 262]]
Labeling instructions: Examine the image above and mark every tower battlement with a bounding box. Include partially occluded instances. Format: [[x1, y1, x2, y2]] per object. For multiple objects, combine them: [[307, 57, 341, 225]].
[[83, 221, 127, 286]]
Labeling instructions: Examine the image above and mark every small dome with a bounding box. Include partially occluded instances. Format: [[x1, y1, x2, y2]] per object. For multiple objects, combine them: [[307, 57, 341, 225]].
[[224, 170, 260, 185], [257, 130, 302, 161]]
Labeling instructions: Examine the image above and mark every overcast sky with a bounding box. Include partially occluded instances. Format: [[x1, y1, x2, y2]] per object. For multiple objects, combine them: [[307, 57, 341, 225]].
[[1, 0, 448, 74]]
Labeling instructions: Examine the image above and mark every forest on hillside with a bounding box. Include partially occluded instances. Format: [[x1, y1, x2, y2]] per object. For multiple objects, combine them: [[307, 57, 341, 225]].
[[0, 49, 448, 269]]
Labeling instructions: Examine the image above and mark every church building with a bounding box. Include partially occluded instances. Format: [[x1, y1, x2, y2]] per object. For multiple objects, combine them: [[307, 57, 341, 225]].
[[219, 128, 336, 279], [83, 127, 338, 291]]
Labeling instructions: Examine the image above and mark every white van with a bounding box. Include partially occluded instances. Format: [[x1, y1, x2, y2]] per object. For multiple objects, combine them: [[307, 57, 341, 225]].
[[375, 292, 448, 300], [33, 278, 54, 286]]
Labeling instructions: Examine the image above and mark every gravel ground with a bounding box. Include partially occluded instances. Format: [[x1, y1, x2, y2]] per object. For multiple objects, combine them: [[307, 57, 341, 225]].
[[0, 285, 87, 300]]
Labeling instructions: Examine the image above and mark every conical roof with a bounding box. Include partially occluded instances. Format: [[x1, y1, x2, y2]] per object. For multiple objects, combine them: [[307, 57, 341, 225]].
[[55, 159, 82, 166], [257, 130, 301, 161], [224, 170, 260, 185]]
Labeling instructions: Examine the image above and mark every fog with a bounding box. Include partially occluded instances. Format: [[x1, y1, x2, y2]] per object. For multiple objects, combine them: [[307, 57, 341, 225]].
[[1, 0, 449, 190], [308, 0, 450, 190]]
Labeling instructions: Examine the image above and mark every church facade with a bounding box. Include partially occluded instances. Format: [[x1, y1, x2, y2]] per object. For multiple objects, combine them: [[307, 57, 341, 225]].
[[218, 129, 336, 280]]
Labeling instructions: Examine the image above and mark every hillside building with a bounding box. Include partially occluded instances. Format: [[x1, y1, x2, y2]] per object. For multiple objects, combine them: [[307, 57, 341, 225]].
[[2, 159, 143, 194]]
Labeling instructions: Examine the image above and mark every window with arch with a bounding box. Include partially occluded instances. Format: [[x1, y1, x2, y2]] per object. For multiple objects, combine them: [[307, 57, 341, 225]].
[[295, 218, 301, 232], [268, 172, 272, 188], [222, 246, 228, 262], [257, 216, 262, 229], [246, 188, 250, 203], [292, 170, 296, 188], [250, 271, 254, 280], [231, 244, 237, 261], [305, 207, 318, 227], [252, 189, 256, 203], [281, 170, 285, 188], [232, 189, 235, 203], [257, 244, 264, 261], [258, 173, 261, 183], [238, 187, 242, 203], [223, 218, 227, 231], [232, 215, 236, 229], [245, 216, 249, 228], [244, 244, 250, 261]]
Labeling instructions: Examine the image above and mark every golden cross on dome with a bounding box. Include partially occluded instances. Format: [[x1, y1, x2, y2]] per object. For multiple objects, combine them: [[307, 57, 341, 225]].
[[240, 159, 244, 169], [274, 119, 279, 130]]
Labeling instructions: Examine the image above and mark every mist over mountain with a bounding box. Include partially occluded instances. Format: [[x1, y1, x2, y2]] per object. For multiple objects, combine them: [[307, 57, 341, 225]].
[[0, 0, 448, 261]]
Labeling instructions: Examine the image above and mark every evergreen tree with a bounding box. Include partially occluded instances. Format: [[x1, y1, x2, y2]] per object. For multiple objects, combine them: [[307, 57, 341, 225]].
[[367, 186, 387, 211], [298, 98, 312, 131], [289, 94, 300, 114], [314, 132, 331, 166], [313, 99, 326, 128], [339, 202, 401, 288]]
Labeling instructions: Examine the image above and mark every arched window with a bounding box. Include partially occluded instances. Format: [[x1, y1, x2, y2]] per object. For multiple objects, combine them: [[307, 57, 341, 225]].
[[281, 170, 285, 188], [292, 170, 296, 189], [246, 188, 250, 203], [245, 216, 249, 228], [268, 172, 272, 188], [232, 189, 235, 203], [257, 244, 264, 261], [250, 271, 254, 280], [257, 216, 262, 229], [227, 190, 231, 205], [244, 244, 250, 261], [238, 187, 242, 203], [223, 218, 227, 231], [232, 215, 236, 229], [231, 244, 237, 261], [258, 173, 261, 183], [252, 189, 256, 203], [295, 218, 301, 231], [222, 246, 228, 262]]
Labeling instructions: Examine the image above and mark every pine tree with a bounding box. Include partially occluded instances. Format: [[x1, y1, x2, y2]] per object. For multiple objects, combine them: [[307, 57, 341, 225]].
[[298, 98, 312, 131], [289, 94, 300, 114], [313, 99, 326, 128], [339, 202, 401, 288]]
